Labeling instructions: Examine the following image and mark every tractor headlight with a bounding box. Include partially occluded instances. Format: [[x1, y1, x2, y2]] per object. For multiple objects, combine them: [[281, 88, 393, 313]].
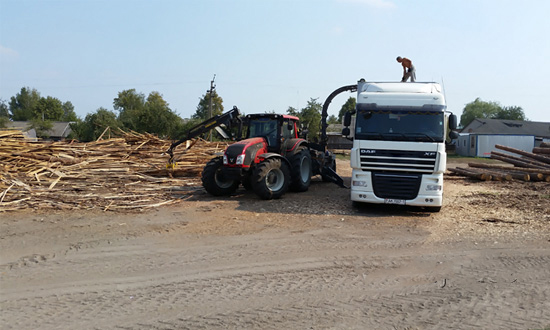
[[236, 154, 245, 165], [223, 155, 228, 165]]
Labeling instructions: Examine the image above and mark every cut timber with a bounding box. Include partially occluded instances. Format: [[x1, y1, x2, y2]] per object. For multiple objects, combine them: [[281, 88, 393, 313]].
[[533, 147, 550, 155], [490, 152, 550, 169], [495, 144, 550, 165], [449, 167, 492, 181]]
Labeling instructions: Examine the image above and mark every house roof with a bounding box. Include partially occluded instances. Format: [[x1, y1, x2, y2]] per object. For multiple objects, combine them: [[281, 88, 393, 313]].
[[4, 121, 74, 138], [461, 118, 550, 138]]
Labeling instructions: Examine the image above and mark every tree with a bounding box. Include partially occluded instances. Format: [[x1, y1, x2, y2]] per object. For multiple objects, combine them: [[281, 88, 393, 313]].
[[338, 97, 356, 122], [0, 99, 9, 127], [287, 98, 323, 141], [62, 101, 78, 122], [114, 89, 146, 131], [9, 87, 41, 121], [193, 90, 224, 120], [33, 96, 64, 121], [495, 105, 527, 121], [71, 107, 120, 142], [142, 91, 183, 138], [461, 97, 527, 126]]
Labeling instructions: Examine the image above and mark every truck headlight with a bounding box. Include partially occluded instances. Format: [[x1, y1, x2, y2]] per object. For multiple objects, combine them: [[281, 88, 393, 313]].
[[236, 154, 245, 165], [426, 184, 442, 191], [352, 180, 367, 187]]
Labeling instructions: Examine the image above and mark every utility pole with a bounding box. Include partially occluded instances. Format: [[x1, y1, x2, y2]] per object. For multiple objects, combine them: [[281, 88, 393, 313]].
[[207, 74, 216, 141]]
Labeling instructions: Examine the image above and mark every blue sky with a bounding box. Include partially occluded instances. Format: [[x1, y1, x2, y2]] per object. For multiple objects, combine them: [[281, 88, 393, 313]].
[[1, 0, 549, 123]]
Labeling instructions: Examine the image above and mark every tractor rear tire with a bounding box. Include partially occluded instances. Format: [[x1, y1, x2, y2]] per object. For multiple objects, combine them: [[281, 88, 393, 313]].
[[201, 157, 240, 196], [289, 147, 312, 192], [252, 158, 290, 200]]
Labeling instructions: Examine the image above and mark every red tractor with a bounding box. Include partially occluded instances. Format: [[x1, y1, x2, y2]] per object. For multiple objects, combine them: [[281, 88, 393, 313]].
[[167, 106, 344, 200]]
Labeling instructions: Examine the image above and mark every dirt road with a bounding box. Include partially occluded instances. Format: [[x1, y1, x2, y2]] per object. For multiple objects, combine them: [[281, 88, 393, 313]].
[[1, 160, 549, 330]]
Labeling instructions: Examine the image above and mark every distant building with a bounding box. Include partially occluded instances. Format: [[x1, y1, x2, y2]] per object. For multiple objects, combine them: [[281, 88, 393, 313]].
[[456, 118, 550, 157], [3, 121, 74, 141]]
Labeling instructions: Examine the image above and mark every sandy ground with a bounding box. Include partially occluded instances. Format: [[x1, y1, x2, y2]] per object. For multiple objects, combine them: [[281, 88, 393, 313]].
[[1, 159, 549, 330]]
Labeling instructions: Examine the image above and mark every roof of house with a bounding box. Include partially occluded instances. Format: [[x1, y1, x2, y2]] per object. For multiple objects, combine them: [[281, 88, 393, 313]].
[[4, 121, 74, 138], [461, 118, 550, 138]]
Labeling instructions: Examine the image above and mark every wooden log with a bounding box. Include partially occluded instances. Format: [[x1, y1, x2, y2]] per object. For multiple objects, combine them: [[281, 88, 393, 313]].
[[468, 162, 550, 176], [533, 147, 550, 155], [495, 144, 550, 164], [449, 167, 492, 181], [490, 152, 550, 169], [540, 142, 550, 148]]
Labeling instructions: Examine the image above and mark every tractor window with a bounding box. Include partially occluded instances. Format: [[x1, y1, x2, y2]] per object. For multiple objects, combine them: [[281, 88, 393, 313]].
[[282, 119, 296, 140], [248, 118, 279, 146]]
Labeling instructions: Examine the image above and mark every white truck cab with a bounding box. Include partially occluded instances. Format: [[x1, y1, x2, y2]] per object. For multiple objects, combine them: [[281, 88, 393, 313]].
[[342, 80, 458, 212]]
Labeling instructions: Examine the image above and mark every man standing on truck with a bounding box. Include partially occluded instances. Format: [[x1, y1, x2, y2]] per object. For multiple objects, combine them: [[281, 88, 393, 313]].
[[396, 56, 416, 82]]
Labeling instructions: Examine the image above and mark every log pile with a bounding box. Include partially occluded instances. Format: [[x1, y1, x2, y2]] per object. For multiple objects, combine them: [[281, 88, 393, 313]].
[[0, 131, 228, 212], [448, 144, 550, 182]]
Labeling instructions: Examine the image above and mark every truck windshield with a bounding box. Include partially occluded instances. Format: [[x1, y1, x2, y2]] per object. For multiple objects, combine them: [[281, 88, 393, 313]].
[[355, 107, 445, 143]]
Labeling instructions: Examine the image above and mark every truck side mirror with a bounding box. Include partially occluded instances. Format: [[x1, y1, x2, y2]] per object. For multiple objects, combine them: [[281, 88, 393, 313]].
[[449, 131, 459, 139], [449, 114, 457, 130], [343, 112, 352, 127]]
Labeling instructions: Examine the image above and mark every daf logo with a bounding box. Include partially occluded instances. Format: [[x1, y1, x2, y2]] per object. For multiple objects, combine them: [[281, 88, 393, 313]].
[[361, 149, 376, 154], [424, 152, 436, 157]]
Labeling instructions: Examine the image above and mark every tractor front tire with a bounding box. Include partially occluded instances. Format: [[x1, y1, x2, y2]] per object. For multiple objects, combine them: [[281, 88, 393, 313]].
[[201, 157, 240, 196], [289, 147, 312, 192], [252, 158, 290, 200]]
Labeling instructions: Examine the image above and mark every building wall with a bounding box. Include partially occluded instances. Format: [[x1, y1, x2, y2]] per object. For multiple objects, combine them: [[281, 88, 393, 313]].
[[456, 134, 534, 157]]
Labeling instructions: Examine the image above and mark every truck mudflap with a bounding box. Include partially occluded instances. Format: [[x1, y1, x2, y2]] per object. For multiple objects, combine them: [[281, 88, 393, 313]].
[[321, 166, 348, 188]]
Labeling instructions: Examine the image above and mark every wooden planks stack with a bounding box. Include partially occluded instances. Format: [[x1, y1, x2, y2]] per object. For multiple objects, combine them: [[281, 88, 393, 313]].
[[0, 131, 228, 212], [448, 144, 550, 182]]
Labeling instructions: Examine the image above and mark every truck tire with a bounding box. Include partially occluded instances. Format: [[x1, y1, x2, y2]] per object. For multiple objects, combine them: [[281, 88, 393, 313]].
[[252, 158, 290, 200], [201, 157, 240, 196], [289, 147, 312, 192]]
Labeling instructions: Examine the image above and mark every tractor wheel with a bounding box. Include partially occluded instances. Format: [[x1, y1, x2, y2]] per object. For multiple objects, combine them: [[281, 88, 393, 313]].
[[289, 147, 312, 192], [322, 157, 337, 182], [201, 157, 240, 196], [252, 158, 290, 200]]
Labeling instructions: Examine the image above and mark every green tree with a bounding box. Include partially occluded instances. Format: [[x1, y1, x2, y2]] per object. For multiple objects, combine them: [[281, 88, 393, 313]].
[[114, 89, 146, 131], [0, 99, 9, 127], [9, 87, 41, 121], [288, 98, 323, 141], [141, 91, 183, 138], [327, 115, 339, 125], [29, 118, 54, 138], [71, 107, 120, 142], [62, 101, 78, 122], [460, 98, 501, 126], [193, 90, 224, 120], [495, 105, 527, 121], [338, 97, 356, 122], [33, 96, 64, 121], [461, 98, 528, 126]]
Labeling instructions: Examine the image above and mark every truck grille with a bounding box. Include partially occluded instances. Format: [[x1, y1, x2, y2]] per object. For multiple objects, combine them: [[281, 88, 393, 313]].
[[372, 173, 421, 200], [359, 149, 436, 174]]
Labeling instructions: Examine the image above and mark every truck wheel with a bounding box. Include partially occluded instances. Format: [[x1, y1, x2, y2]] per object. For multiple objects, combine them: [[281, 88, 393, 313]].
[[252, 158, 290, 199], [289, 147, 312, 192], [201, 157, 239, 196]]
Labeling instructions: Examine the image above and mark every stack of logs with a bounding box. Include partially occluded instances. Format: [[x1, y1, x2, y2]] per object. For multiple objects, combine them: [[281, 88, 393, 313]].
[[448, 143, 550, 182], [0, 130, 228, 212]]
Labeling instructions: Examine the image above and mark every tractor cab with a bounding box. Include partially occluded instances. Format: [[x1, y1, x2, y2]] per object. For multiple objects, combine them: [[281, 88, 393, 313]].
[[245, 114, 299, 153]]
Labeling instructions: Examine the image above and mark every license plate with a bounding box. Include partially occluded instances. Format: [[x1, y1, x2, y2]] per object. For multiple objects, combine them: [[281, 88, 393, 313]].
[[384, 198, 406, 205]]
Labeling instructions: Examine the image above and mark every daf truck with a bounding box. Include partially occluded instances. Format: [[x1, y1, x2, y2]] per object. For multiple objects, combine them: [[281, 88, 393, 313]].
[[341, 80, 458, 212]]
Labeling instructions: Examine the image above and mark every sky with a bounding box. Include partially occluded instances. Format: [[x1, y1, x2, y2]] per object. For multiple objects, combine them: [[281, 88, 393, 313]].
[[1, 0, 549, 124]]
